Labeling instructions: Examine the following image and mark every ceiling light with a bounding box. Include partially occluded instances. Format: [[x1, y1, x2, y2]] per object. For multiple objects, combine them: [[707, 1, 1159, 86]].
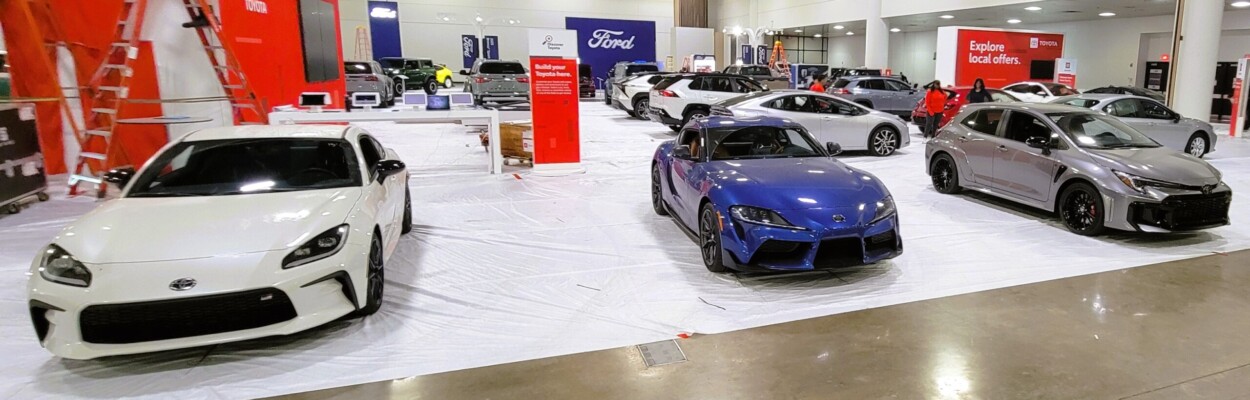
[[794, 29, 803, 33], [890, 28, 901, 33], [940, 15, 954, 19], [833, 25, 845, 30], [846, 31, 854, 35], [1234, 1, 1250, 7], [732, 26, 743, 35], [1025, 6, 1042, 11], [474, 15, 483, 22], [440, 16, 450, 22], [1007, 18, 1022, 24], [814, 34, 823, 38], [1098, 12, 1116, 17]]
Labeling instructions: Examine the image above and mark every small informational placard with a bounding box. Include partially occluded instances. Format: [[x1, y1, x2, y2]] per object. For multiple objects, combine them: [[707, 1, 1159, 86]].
[[528, 29, 578, 58], [1055, 58, 1077, 88]]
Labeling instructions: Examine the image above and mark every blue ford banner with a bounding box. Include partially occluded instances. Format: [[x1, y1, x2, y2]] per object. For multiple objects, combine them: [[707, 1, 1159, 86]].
[[461, 35, 479, 69], [367, 1, 401, 60], [757, 45, 769, 66], [564, 17, 656, 88], [741, 45, 753, 65], [484, 36, 499, 59]]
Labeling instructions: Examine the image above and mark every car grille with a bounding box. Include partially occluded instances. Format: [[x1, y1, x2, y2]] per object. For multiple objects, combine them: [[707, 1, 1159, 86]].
[[1129, 192, 1232, 231], [865, 230, 898, 254], [749, 241, 812, 267], [79, 288, 297, 344], [813, 237, 865, 269]]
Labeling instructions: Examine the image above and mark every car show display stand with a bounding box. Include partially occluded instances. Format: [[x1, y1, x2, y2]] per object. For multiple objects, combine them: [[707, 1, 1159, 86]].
[[527, 28, 584, 176], [0, 104, 49, 214]]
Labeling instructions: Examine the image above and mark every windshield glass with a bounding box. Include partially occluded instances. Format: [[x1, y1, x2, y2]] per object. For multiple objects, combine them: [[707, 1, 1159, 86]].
[[378, 59, 404, 69], [344, 62, 373, 74], [626, 65, 659, 75], [708, 126, 824, 160], [716, 90, 774, 107], [480, 63, 525, 74], [1043, 83, 1079, 96], [127, 138, 362, 197], [1047, 112, 1161, 149]]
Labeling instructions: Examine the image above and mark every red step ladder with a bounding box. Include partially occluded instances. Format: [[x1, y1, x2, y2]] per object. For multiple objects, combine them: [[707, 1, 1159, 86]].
[[181, 0, 267, 125]]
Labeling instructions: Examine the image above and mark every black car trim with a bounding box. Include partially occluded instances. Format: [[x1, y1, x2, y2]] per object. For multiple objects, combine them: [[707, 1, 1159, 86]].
[[302, 270, 360, 310]]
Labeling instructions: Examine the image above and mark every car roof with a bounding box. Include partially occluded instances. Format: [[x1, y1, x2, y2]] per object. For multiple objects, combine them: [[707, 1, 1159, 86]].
[[182, 125, 350, 142], [693, 116, 802, 130], [962, 102, 1093, 114]]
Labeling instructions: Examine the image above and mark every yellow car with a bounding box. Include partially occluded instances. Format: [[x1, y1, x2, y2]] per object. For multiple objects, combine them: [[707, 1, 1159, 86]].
[[436, 64, 456, 88]]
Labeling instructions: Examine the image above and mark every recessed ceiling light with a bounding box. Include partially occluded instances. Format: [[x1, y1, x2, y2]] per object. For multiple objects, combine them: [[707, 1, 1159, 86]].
[[833, 25, 845, 30], [940, 15, 955, 19], [890, 28, 901, 33], [794, 29, 803, 33], [1234, 1, 1250, 8], [1098, 12, 1116, 17], [814, 33, 823, 38], [846, 31, 854, 35], [1007, 18, 1022, 24], [1025, 6, 1042, 11]]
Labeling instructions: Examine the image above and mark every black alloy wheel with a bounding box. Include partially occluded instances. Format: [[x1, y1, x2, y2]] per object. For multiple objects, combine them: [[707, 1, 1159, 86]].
[[1059, 183, 1106, 236], [651, 164, 669, 216], [930, 154, 961, 194], [401, 188, 413, 234], [357, 236, 386, 316], [869, 127, 899, 157], [699, 203, 728, 273]]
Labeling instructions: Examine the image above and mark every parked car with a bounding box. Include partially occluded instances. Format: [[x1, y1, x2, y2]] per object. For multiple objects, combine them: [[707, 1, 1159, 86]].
[[711, 90, 910, 156], [605, 61, 660, 105], [435, 64, 456, 88], [1050, 94, 1216, 157], [647, 73, 767, 131], [27, 125, 412, 359], [579, 64, 595, 98], [378, 57, 442, 95], [461, 59, 530, 105], [612, 72, 670, 119], [1001, 81, 1079, 103], [926, 103, 1230, 235], [1083, 85, 1165, 102], [651, 116, 903, 272], [344, 60, 395, 106], [910, 86, 1020, 128], [827, 76, 923, 119]]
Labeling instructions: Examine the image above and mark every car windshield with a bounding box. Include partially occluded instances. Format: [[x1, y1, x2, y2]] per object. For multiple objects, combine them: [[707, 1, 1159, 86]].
[[127, 138, 363, 197], [716, 90, 775, 107], [626, 65, 659, 75], [378, 59, 405, 69], [480, 62, 525, 74], [708, 126, 824, 160], [831, 79, 851, 88], [1047, 112, 1161, 149], [344, 62, 373, 74], [1043, 83, 1079, 96]]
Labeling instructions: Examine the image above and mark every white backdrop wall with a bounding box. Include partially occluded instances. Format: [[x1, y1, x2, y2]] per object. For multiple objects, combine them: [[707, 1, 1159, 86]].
[[339, 0, 674, 67], [714, 0, 1041, 32]]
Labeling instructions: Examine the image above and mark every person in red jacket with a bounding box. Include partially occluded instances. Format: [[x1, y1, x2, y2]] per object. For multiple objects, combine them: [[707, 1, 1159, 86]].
[[923, 80, 949, 138], [810, 75, 826, 93]]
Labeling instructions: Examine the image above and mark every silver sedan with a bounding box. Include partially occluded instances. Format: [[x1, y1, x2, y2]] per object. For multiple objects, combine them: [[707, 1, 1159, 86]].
[[1050, 93, 1216, 157], [926, 103, 1231, 236], [709, 90, 910, 157]]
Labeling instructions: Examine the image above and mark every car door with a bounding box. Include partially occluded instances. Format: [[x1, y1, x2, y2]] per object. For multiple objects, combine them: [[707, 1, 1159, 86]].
[[701, 76, 740, 103], [884, 79, 920, 112], [358, 134, 399, 240], [1102, 98, 1156, 137], [992, 111, 1058, 202], [812, 95, 869, 150], [857, 79, 890, 109], [668, 128, 705, 225], [1137, 99, 1188, 150], [762, 95, 824, 136], [955, 109, 1006, 185]]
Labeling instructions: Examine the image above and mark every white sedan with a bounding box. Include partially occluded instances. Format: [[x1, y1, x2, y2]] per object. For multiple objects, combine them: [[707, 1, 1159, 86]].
[[27, 125, 411, 359], [709, 90, 910, 156], [1001, 81, 1080, 103]]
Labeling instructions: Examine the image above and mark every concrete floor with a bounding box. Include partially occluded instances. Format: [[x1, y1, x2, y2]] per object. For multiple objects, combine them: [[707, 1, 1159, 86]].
[[273, 250, 1250, 400]]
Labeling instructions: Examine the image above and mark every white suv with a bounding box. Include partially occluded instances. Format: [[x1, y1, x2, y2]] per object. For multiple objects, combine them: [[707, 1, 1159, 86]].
[[647, 74, 766, 131], [612, 73, 670, 120]]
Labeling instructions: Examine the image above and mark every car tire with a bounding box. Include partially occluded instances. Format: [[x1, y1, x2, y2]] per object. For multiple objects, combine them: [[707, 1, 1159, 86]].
[[401, 187, 413, 235], [929, 154, 962, 194], [1059, 182, 1107, 236], [394, 80, 407, 96], [443, 78, 454, 89], [683, 108, 709, 127], [1184, 133, 1208, 158], [423, 78, 439, 95], [868, 126, 900, 157], [699, 203, 729, 273], [604, 87, 613, 105], [355, 235, 386, 316], [633, 98, 650, 121], [651, 164, 669, 216]]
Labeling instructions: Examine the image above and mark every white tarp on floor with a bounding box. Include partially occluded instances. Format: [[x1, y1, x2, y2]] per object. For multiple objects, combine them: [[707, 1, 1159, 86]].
[[3, 102, 1249, 399]]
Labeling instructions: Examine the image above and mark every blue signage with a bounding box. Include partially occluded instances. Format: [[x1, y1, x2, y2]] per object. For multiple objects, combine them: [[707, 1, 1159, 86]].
[[565, 17, 656, 88], [367, 1, 401, 60], [484, 36, 499, 60], [741, 45, 753, 65], [461, 35, 479, 69], [757, 45, 769, 66]]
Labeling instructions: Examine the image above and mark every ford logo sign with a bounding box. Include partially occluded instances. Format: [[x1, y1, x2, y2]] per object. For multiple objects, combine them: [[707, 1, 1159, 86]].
[[169, 277, 197, 291]]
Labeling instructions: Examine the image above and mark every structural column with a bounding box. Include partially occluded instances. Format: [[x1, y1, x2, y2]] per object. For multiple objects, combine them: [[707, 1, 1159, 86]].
[[1169, 0, 1223, 119], [864, 0, 888, 69]]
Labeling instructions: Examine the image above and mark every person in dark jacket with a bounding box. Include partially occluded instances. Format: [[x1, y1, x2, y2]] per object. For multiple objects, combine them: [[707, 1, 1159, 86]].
[[967, 78, 992, 104]]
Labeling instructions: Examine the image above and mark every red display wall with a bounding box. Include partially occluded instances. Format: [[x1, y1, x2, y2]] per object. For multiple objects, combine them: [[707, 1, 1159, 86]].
[[219, 0, 346, 110], [954, 29, 1065, 88], [529, 58, 581, 165]]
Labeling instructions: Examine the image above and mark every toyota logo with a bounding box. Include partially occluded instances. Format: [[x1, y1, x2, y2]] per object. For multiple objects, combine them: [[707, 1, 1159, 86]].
[[832, 214, 846, 223], [169, 278, 197, 291], [1202, 185, 1215, 195]]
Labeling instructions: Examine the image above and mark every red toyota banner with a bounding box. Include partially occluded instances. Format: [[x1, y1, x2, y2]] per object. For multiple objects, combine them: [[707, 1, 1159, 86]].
[[529, 57, 581, 165], [955, 29, 1065, 88]]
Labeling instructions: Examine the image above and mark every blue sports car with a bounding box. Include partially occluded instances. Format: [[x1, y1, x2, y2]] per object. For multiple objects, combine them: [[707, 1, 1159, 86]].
[[651, 116, 903, 272]]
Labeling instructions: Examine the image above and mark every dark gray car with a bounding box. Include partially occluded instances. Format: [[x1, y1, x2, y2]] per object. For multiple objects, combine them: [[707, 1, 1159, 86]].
[[827, 76, 923, 118], [461, 60, 530, 105], [926, 103, 1230, 236]]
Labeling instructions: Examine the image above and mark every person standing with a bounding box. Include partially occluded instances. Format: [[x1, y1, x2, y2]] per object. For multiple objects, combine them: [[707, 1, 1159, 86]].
[[923, 81, 948, 138], [810, 75, 826, 93], [967, 78, 992, 104]]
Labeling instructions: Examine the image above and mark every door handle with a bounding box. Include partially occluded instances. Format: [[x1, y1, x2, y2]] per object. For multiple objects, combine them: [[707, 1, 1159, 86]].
[[998, 145, 1009, 152], [957, 136, 969, 142]]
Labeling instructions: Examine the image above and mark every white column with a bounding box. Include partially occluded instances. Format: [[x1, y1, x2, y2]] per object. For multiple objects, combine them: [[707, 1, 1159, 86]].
[[864, 0, 888, 69], [1170, 0, 1223, 119]]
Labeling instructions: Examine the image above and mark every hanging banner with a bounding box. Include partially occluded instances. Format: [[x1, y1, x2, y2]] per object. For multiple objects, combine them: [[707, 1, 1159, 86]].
[[527, 29, 581, 171], [757, 46, 769, 66], [564, 17, 656, 92], [741, 44, 754, 65], [461, 35, 479, 69], [935, 27, 1065, 87], [484, 36, 500, 59], [366, 1, 401, 60]]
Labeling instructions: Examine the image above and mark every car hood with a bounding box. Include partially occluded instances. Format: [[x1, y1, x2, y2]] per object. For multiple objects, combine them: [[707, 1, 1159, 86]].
[[709, 157, 887, 210], [53, 188, 364, 264], [1088, 147, 1221, 186]]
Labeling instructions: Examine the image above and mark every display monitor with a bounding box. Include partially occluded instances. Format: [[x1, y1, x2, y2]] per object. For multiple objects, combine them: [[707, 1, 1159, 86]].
[[403, 93, 428, 106], [427, 95, 450, 110], [449, 93, 474, 107], [1030, 60, 1056, 80], [299, 92, 331, 107], [351, 92, 381, 108]]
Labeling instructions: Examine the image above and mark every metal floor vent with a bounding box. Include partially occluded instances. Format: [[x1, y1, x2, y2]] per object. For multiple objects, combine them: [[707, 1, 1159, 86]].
[[637, 340, 687, 368]]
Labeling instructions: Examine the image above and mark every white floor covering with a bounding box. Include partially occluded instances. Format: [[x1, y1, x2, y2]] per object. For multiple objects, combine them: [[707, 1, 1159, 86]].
[[3, 101, 1250, 399]]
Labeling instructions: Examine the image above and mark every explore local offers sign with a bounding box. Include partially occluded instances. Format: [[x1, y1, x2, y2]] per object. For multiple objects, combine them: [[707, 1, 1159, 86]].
[[565, 17, 656, 86], [954, 28, 1064, 87]]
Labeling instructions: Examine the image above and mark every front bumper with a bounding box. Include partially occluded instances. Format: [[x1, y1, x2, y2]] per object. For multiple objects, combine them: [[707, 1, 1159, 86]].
[[718, 211, 903, 272], [477, 91, 530, 103], [347, 82, 387, 95], [647, 106, 682, 126], [27, 242, 369, 360], [1101, 184, 1232, 233]]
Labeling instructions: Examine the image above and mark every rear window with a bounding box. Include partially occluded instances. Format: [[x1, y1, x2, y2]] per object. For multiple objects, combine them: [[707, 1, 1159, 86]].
[[653, 76, 683, 91], [716, 90, 773, 107], [579, 64, 592, 77], [480, 62, 526, 74], [626, 65, 659, 75], [1061, 99, 1101, 108], [344, 62, 373, 74], [379, 59, 405, 69], [831, 79, 851, 88]]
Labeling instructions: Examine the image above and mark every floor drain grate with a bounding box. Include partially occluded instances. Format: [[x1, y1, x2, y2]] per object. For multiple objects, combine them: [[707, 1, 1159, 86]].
[[637, 340, 687, 368]]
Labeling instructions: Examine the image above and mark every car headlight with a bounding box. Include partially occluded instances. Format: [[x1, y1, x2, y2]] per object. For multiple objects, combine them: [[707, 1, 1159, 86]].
[[729, 206, 803, 230], [871, 196, 897, 224], [283, 224, 349, 269], [39, 245, 91, 287], [1113, 170, 1189, 193]]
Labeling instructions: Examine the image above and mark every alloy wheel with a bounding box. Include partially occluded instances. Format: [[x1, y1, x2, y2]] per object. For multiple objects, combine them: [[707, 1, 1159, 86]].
[[699, 209, 719, 266], [933, 160, 953, 191], [1062, 190, 1098, 232], [651, 166, 667, 215], [873, 128, 898, 156], [368, 237, 385, 305], [636, 99, 650, 120], [1188, 137, 1206, 157]]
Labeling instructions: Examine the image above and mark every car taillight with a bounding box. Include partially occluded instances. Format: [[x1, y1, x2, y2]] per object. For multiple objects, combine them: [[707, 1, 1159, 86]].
[[517, 75, 530, 83], [364, 75, 379, 82], [658, 90, 679, 98], [475, 77, 492, 84]]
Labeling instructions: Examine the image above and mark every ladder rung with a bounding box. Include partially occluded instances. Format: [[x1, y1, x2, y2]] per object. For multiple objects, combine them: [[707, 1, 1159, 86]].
[[204, 45, 224, 49], [91, 108, 118, 114], [231, 104, 257, 109], [103, 64, 128, 69], [80, 152, 107, 161], [112, 42, 132, 47], [213, 65, 233, 70], [86, 130, 112, 137], [70, 175, 104, 185], [239, 122, 266, 125], [99, 86, 125, 91], [223, 85, 243, 89]]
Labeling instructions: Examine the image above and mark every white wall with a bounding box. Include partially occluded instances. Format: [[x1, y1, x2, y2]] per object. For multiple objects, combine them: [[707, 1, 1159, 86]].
[[339, 0, 674, 67], [714, 0, 1041, 32]]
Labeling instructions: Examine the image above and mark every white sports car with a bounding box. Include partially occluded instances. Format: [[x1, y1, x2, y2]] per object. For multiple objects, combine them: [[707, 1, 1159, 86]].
[[27, 125, 411, 359]]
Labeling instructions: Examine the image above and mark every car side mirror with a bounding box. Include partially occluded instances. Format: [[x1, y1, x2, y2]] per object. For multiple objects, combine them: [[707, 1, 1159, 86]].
[[1025, 137, 1053, 154], [375, 160, 406, 181], [1172, 114, 1183, 123], [673, 145, 693, 160], [103, 167, 136, 186], [459, 70, 470, 76], [826, 142, 843, 156]]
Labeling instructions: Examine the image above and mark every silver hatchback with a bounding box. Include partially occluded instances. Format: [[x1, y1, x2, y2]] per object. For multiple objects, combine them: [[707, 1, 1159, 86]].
[[1050, 93, 1216, 157], [926, 103, 1231, 235], [461, 60, 531, 105]]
